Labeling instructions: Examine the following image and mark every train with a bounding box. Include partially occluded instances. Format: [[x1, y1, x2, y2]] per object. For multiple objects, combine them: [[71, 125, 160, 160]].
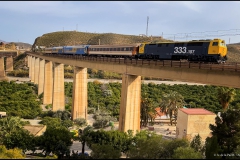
[[36, 38, 228, 63]]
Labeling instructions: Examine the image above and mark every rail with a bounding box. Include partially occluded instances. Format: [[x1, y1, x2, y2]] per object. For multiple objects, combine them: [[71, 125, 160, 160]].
[[26, 52, 240, 72]]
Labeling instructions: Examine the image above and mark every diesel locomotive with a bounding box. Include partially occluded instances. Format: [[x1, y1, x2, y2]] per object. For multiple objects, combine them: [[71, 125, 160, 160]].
[[39, 38, 227, 63]]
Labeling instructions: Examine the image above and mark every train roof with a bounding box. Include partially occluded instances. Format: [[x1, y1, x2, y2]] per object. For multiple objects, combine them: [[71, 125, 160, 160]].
[[89, 43, 141, 48], [64, 45, 89, 48], [52, 46, 63, 49], [145, 38, 225, 44]]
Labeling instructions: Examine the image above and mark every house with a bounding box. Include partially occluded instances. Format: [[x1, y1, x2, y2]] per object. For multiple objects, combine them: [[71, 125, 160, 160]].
[[176, 108, 216, 142]]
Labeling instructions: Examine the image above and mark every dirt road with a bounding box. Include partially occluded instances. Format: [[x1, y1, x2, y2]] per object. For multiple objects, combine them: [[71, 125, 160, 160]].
[[6, 76, 205, 86]]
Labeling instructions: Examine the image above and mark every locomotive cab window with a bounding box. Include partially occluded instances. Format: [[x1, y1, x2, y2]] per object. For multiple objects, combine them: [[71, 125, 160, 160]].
[[212, 42, 218, 46], [220, 41, 226, 46]]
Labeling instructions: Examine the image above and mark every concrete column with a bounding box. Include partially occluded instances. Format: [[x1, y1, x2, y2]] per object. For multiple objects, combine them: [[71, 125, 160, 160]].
[[38, 59, 45, 95], [43, 61, 53, 105], [24, 56, 28, 66], [34, 57, 40, 84], [6, 56, 13, 71], [0, 57, 5, 77], [72, 67, 88, 120], [28, 56, 32, 79], [52, 63, 65, 111], [27, 56, 30, 67], [119, 74, 141, 134], [31, 57, 35, 82]]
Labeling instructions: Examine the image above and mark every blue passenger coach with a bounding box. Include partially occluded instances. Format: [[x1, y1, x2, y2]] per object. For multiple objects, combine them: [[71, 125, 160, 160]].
[[63, 45, 90, 55]]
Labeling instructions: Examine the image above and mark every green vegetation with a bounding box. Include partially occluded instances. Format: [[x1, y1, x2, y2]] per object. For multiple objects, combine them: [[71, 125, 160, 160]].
[[66, 81, 240, 117], [0, 145, 26, 159], [0, 81, 41, 118], [2, 73, 240, 158]]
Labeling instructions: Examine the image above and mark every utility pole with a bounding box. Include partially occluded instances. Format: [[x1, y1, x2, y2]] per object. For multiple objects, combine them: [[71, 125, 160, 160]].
[[146, 16, 149, 37]]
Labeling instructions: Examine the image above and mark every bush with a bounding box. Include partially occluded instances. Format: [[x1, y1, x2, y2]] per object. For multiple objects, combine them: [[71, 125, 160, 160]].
[[73, 118, 87, 127]]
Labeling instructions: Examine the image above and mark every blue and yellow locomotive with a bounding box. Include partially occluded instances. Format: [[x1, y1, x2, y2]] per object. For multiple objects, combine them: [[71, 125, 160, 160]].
[[137, 38, 227, 63]]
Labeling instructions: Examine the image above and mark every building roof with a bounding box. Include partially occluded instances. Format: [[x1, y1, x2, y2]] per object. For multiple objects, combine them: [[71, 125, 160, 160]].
[[24, 125, 46, 136], [155, 107, 166, 117], [179, 108, 215, 115]]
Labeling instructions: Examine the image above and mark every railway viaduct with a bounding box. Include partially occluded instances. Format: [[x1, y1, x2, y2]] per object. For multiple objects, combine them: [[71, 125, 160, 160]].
[[25, 52, 240, 134], [0, 51, 18, 77]]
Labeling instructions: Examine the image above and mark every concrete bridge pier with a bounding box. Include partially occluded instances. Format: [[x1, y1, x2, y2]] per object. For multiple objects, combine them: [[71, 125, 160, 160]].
[[28, 56, 32, 79], [0, 57, 5, 77], [72, 67, 88, 120], [6, 56, 13, 72], [38, 59, 45, 95], [52, 63, 65, 111], [43, 61, 53, 105], [27, 55, 30, 68], [31, 57, 35, 82], [34, 57, 40, 84], [119, 74, 141, 135]]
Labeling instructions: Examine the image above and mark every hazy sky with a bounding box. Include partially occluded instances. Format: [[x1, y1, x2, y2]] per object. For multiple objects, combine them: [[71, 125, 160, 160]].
[[1, 1, 240, 44]]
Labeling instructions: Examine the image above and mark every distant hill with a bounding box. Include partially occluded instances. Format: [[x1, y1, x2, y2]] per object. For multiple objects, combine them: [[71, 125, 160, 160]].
[[0, 39, 7, 43], [13, 42, 32, 49], [32, 31, 172, 49]]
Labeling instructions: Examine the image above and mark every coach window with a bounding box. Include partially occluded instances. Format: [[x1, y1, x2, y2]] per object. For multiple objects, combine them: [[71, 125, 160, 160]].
[[212, 42, 218, 46], [158, 44, 162, 47]]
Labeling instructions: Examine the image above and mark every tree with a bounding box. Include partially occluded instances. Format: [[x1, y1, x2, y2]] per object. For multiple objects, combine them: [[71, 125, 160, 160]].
[[0, 116, 25, 142], [190, 134, 205, 155], [161, 138, 190, 159], [86, 129, 131, 154], [78, 125, 94, 155], [127, 132, 164, 159], [172, 146, 203, 159], [160, 90, 185, 125], [90, 144, 121, 159], [208, 108, 240, 158], [140, 95, 158, 127], [217, 87, 236, 111], [37, 126, 73, 157], [205, 136, 221, 159], [3, 128, 35, 153]]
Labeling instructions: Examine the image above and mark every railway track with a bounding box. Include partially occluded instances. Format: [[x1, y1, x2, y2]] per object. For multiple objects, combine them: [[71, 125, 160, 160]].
[[27, 52, 240, 72]]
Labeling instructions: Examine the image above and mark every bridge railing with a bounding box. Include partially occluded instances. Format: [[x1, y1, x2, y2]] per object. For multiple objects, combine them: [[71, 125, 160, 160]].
[[27, 52, 240, 72]]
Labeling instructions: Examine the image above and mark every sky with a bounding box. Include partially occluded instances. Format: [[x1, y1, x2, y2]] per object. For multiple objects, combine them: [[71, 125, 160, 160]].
[[0, 1, 240, 45]]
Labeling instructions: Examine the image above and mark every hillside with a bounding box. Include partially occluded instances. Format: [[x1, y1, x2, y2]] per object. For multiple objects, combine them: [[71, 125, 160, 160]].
[[226, 44, 240, 63], [32, 31, 171, 49]]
